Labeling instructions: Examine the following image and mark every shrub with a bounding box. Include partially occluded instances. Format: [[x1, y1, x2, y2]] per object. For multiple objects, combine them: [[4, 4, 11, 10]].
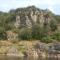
[[31, 24, 43, 39], [41, 35, 53, 43], [0, 27, 7, 40], [52, 32, 60, 41], [18, 28, 32, 40], [0, 33, 7, 40], [50, 20, 57, 31]]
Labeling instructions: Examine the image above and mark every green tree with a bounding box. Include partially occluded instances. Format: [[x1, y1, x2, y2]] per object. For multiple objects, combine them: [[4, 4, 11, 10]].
[[32, 24, 43, 39], [0, 27, 7, 40], [52, 32, 60, 41], [41, 35, 53, 43], [18, 28, 32, 40], [50, 20, 57, 31]]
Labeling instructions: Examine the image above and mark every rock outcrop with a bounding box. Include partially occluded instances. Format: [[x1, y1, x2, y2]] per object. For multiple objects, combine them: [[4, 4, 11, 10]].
[[0, 41, 60, 58], [7, 47, 24, 57], [14, 6, 54, 29], [6, 31, 18, 41]]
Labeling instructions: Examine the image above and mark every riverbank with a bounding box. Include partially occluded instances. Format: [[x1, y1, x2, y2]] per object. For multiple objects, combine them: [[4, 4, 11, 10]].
[[0, 40, 60, 58]]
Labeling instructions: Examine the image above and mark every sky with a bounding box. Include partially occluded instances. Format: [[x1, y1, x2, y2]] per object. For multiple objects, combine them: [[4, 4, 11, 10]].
[[0, 0, 60, 15]]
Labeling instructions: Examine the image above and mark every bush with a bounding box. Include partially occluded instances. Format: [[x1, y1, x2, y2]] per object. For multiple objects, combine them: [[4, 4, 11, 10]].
[[41, 35, 53, 43], [50, 20, 57, 31], [18, 28, 32, 40], [0, 33, 7, 40], [52, 32, 60, 41], [0, 27, 7, 40], [31, 24, 43, 39]]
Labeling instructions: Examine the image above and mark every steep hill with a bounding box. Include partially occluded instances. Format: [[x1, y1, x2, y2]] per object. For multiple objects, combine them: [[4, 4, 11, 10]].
[[0, 6, 60, 43]]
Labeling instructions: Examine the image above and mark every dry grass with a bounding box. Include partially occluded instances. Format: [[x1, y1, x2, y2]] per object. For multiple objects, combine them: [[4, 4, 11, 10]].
[[0, 40, 40, 54], [0, 41, 12, 46]]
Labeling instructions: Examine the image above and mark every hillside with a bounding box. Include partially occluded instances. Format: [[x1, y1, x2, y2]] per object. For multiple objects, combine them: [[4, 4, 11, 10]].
[[0, 6, 60, 43]]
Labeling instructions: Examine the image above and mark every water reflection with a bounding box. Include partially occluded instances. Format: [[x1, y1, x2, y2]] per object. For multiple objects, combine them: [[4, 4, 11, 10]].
[[0, 56, 59, 60]]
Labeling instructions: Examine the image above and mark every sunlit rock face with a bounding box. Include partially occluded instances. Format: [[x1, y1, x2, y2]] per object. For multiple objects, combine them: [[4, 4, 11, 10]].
[[14, 15, 20, 28], [6, 6, 56, 40], [6, 31, 18, 41], [15, 6, 53, 28]]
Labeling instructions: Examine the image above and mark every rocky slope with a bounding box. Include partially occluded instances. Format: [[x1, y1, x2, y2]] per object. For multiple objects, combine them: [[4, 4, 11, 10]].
[[6, 6, 57, 40], [14, 6, 55, 28], [0, 6, 60, 41], [0, 41, 60, 58]]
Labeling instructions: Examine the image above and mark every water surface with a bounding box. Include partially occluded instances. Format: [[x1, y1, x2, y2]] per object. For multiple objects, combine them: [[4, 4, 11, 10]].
[[0, 56, 59, 60]]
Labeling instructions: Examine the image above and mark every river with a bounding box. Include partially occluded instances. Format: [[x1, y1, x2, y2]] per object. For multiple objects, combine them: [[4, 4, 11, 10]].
[[0, 56, 60, 60]]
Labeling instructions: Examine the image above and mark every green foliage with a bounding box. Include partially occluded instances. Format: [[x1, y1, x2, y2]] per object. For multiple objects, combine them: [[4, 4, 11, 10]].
[[31, 24, 43, 39], [41, 35, 53, 43], [18, 28, 32, 40], [5, 23, 15, 30], [0, 33, 7, 40], [52, 32, 60, 41], [5, 13, 16, 23], [0, 27, 7, 40], [0, 27, 5, 33], [50, 20, 57, 31], [0, 6, 60, 43], [54, 15, 60, 23], [0, 12, 16, 31]]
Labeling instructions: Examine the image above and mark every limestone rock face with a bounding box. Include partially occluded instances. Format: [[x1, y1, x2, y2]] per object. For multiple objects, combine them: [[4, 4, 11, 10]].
[[25, 15, 32, 28], [6, 31, 18, 41], [15, 6, 53, 28], [14, 15, 20, 28]]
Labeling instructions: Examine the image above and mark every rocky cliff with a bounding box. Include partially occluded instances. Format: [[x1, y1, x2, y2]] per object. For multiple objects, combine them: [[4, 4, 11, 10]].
[[0, 6, 59, 41], [0, 41, 60, 58], [14, 6, 55, 28]]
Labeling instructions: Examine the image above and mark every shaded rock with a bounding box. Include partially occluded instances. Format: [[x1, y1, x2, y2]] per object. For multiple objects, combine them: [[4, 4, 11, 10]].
[[48, 42, 60, 54], [25, 49, 38, 58]]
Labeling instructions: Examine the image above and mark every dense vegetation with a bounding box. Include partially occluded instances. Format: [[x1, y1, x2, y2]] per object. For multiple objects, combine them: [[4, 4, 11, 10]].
[[0, 6, 60, 43]]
